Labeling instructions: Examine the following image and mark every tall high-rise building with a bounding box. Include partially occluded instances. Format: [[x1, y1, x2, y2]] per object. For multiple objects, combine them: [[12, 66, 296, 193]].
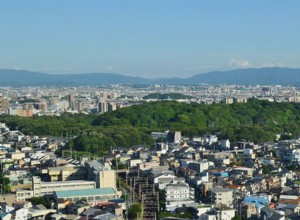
[[107, 102, 117, 111], [67, 94, 76, 110], [75, 101, 83, 112], [0, 95, 9, 113], [98, 102, 107, 113], [40, 102, 47, 112]]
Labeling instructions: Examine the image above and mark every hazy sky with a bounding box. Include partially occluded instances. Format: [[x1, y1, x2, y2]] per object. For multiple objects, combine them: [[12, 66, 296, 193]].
[[0, 0, 299, 78]]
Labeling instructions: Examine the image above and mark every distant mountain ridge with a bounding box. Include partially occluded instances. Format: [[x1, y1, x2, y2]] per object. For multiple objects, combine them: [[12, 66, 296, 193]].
[[0, 67, 300, 86], [0, 69, 149, 86]]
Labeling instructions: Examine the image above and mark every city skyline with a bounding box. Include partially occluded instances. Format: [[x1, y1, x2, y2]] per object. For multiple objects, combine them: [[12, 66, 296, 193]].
[[1, 0, 299, 78]]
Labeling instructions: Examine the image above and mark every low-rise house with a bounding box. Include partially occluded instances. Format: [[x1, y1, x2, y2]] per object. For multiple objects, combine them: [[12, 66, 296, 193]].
[[199, 205, 235, 220], [224, 184, 249, 198], [14, 208, 30, 220], [243, 195, 270, 214], [28, 205, 56, 220], [8, 151, 25, 160], [127, 159, 142, 168], [231, 167, 255, 177], [260, 205, 285, 220], [115, 154, 130, 164], [245, 177, 268, 194], [82, 210, 123, 220], [188, 160, 211, 173], [137, 161, 160, 171], [67, 201, 91, 215], [241, 203, 257, 220]]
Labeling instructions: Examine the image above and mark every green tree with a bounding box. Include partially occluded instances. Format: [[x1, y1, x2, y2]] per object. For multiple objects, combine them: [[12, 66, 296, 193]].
[[0, 172, 11, 193], [128, 203, 142, 220], [262, 165, 271, 174], [287, 164, 298, 170], [29, 197, 50, 208], [232, 215, 242, 220]]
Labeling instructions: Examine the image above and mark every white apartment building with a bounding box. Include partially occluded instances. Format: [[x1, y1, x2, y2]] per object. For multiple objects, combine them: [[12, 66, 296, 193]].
[[200, 206, 236, 220], [165, 181, 194, 211], [211, 188, 234, 207]]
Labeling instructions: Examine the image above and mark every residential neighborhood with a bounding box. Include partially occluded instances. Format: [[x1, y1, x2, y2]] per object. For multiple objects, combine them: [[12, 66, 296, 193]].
[[1, 121, 300, 220], [2, 0, 300, 219]]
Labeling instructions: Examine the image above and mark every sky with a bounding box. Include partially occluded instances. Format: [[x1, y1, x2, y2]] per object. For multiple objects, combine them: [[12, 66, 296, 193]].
[[0, 0, 299, 78]]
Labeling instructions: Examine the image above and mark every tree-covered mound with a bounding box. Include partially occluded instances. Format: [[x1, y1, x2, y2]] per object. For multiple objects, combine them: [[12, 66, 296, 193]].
[[93, 99, 300, 142], [1, 99, 300, 155]]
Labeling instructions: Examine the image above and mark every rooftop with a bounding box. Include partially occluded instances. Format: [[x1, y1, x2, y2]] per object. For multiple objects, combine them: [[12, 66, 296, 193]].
[[41, 180, 95, 186], [55, 188, 116, 198], [211, 187, 233, 193]]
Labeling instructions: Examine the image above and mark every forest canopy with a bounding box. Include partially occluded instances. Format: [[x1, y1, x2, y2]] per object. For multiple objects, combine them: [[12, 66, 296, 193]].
[[1, 99, 300, 154]]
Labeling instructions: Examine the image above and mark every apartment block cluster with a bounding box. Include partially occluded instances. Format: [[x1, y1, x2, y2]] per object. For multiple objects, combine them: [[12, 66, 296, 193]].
[[1, 84, 300, 117], [0, 89, 127, 117]]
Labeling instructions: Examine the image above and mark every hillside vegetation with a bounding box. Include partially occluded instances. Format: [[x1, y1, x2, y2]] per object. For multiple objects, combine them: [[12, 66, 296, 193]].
[[1, 99, 300, 155]]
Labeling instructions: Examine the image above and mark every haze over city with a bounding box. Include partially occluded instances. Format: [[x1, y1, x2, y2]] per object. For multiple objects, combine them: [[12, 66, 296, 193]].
[[1, 0, 300, 78]]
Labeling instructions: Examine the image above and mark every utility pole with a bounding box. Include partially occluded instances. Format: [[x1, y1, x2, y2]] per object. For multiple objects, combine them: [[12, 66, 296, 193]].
[[116, 158, 119, 189], [122, 188, 128, 220], [0, 160, 3, 194]]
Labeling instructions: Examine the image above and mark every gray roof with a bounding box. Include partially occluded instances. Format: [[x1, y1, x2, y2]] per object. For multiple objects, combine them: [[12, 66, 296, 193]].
[[94, 212, 119, 220], [211, 187, 233, 193], [85, 160, 104, 171]]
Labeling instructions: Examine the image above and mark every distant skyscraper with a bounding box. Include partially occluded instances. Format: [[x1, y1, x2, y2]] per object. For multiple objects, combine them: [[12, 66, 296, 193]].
[[67, 94, 75, 102], [98, 102, 107, 113], [40, 102, 47, 112], [0, 95, 9, 113], [75, 101, 83, 112], [107, 102, 117, 111], [67, 94, 76, 110]]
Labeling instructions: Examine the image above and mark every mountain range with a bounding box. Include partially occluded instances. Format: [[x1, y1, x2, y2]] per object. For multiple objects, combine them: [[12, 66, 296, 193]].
[[0, 67, 300, 86]]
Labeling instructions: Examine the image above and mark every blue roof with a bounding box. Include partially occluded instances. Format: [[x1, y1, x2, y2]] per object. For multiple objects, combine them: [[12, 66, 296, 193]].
[[244, 196, 268, 205], [244, 196, 268, 209], [55, 188, 116, 198]]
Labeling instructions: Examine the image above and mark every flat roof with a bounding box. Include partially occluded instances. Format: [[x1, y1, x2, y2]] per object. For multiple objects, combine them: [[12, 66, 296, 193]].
[[55, 188, 116, 198], [211, 187, 233, 193], [41, 180, 95, 186], [232, 167, 255, 171]]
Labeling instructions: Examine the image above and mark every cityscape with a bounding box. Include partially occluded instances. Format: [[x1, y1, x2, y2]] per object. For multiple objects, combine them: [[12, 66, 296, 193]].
[[1, 1, 300, 220], [1, 81, 300, 220], [1, 84, 300, 117]]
